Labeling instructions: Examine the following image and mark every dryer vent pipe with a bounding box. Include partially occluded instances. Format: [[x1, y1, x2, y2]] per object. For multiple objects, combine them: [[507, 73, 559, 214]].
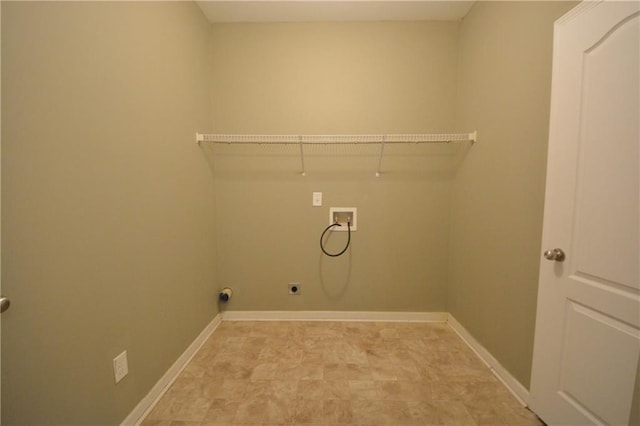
[[219, 287, 233, 303]]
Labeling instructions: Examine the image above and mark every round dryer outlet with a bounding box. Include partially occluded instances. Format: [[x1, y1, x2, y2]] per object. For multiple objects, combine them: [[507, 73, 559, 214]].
[[288, 283, 301, 295]]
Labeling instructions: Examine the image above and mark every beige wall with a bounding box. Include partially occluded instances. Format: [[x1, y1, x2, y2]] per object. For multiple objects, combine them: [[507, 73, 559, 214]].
[[0, 2, 584, 422], [1, 2, 216, 423], [449, 1, 577, 388], [208, 22, 459, 312]]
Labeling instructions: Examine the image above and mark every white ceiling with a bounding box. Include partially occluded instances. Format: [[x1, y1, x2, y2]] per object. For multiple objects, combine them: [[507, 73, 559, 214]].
[[196, 1, 475, 23]]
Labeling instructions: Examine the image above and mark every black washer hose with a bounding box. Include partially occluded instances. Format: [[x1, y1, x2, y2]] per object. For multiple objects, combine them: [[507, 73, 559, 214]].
[[320, 221, 351, 257]]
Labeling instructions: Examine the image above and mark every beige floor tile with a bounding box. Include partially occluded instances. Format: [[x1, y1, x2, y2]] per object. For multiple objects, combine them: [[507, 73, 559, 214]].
[[297, 380, 326, 400], [501, 405, 544, 426], [292, 399, 324, 424], [297, 380, 351, 400], [244, 336, 269, 350], [251, 362, 279, 380], [324, 362, 373, 380], [259, 346, 305, 364], [376, 380, 432, 401], [275, 362, 324, 380], [323, 380, 351, 400], [247, 322, 294, 338], [179, 361, 207, 379], [208, 361, 254, 380], [378, 325, 402, 339], [141, 321, 543, 426], [405, 400, 476, 425], [144, 396, 173, 422], [274, 362, 305, 380], [463, 398, 543, 426], [432, 379, 508, 403], [245, 379, 298, 400], [202, 379, 248, 400], [232, 398, 269, 423], [201, 399, 240, 424], [369, 362, 398, 381], [235, 397, 294, 424], [348, 380, 380, 400], [142, 421, 201, 426], [351, 399, 412, 425], [297, 321, 345, 338], [301, 351, 324, 364], [323, 399, 354, 424], [151, 396, 212, 423], [392, 363, 422, 381], [165, 376, 204, 399]]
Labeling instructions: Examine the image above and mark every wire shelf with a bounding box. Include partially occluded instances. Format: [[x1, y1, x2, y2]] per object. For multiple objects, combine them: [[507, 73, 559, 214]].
[[196, 131, 477, 176], [196, 132, 476, 145]]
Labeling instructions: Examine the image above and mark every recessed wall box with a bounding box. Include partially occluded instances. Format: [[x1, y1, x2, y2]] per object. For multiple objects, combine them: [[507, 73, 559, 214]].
[[329, 207, 357, 231]]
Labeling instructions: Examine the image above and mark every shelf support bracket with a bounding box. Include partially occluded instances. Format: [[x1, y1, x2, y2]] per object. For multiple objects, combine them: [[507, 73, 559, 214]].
[[375, 135, 386, 177], [298, 136, 306, 176]]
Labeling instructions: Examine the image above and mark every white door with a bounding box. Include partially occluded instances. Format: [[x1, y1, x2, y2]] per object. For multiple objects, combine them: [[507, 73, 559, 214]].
[[530, 1, 639, 425]]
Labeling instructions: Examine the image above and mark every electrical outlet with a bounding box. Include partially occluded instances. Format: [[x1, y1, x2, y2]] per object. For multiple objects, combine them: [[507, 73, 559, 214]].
[[113, 350, 129, 384], [288, 283, 301, 295]]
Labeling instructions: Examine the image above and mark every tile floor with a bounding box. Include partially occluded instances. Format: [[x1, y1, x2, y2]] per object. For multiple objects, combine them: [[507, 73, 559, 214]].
[[142, 321, 543, 425]]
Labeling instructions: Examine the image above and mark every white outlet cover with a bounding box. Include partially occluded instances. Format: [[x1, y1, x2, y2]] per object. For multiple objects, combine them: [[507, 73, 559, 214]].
[[312, 192, 322, 206], [113, 350, 129, 384]]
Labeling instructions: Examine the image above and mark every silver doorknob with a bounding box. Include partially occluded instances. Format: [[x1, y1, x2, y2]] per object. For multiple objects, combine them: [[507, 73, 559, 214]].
[[0, 296, 10, 314], [544, 248, 565, 262]]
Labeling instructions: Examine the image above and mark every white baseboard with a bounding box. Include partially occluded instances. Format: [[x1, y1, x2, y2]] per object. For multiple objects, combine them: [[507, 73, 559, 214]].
[[447, 314, 530, 406], [221, 310, 448, 323], [121, 313, 222, 426]]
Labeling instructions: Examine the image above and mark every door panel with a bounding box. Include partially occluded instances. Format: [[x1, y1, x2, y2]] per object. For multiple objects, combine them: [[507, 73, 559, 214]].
[[530, 1, 640, 425], [560, 301, 638, 425], [573, 11, 639, 291]]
